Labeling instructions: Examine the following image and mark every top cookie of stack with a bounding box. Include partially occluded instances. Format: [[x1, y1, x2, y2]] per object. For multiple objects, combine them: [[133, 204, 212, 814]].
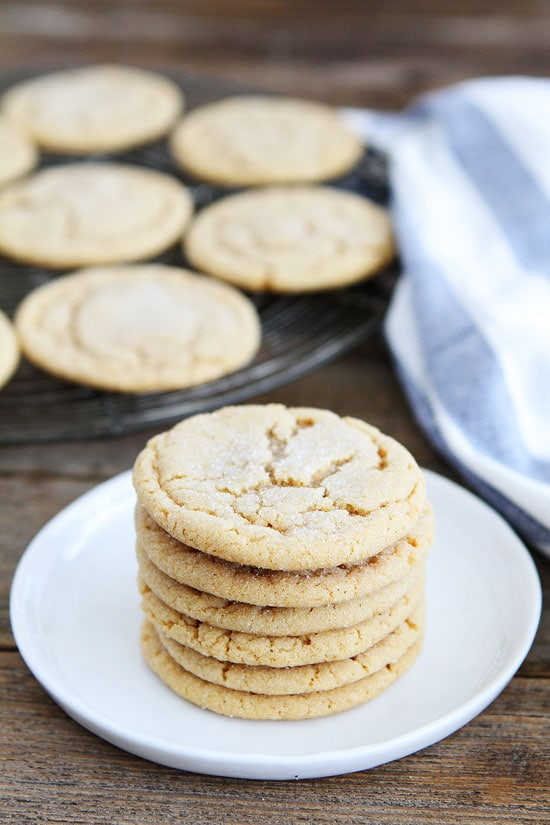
[[134, 404, 426, 570]]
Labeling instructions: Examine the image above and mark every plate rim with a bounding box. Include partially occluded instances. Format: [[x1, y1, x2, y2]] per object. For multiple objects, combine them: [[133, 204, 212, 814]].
[[9, 468, 543, 779]]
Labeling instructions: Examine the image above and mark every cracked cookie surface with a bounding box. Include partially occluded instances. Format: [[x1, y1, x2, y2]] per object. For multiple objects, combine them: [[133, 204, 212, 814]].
[[142, 619, 423, 719], [183, 186, 394, 292], [0, 163, 193, 268], [170, 96, 363, 186], [2, 65, 183, 153], [141, 579, 424, 667], [133, 405, 428, 570], [154, 605, 424, 695], [15, 265, 260, 392]]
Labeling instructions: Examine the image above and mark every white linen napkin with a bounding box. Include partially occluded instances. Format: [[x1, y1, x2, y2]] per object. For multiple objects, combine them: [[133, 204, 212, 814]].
[[342, 77, 550, 557]]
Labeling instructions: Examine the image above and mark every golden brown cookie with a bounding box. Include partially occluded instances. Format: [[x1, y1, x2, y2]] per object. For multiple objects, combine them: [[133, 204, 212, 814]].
[[15, 265, 261, 392], [141, 580, 424, 667], [0, 309, 20, 389], [141, 619, 423, 719], [136, 544, 424, 635], [0, 163, 193, 268], [133, 405, 428, 571], [183, 186, 394, 292], [135, 504, 433, 607]]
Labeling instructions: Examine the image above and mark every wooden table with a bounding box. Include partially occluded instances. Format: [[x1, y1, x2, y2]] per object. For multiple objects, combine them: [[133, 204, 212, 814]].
[[1, 4, 549, 822]]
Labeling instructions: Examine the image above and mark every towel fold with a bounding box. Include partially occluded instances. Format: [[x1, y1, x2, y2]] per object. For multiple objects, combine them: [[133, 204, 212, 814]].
[[343, 77, 550, 557]]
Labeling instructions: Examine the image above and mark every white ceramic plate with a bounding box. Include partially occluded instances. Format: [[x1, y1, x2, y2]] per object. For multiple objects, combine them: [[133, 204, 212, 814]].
[[10, 470, 541, 780]]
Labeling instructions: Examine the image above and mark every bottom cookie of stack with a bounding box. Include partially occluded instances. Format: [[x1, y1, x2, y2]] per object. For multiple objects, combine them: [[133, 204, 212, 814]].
[[141, 612, 424, 720]]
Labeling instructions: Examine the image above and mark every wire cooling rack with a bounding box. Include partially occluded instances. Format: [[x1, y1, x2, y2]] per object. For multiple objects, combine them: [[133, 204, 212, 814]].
[[0, 69, 395, 443]]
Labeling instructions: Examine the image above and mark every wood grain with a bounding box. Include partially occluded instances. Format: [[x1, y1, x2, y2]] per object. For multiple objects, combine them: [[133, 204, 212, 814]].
[[1, 651, 548, 824], [2, 1, 550, 108]]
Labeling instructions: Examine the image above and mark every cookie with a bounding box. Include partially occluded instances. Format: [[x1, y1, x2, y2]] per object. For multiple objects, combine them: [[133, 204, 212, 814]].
[[170, 95, 363, 186], [142, 619, 423, 719], [135, 504, 433, 607], [137, 544, 423, 635], [14, 265, 261, 393], [141, 579, 424, 667], [133, 405, 427, 571], [0, 163, 193, 268], [154, 605, 424, 695], [0, 310, 20, 389], [183, 186, 394, 292], [0, 115, 37, 187], [2, 65, 183, 153]]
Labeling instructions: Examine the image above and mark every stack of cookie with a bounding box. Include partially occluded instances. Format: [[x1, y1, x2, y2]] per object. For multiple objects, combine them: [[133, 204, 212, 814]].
[[133, 404, 433, 720]]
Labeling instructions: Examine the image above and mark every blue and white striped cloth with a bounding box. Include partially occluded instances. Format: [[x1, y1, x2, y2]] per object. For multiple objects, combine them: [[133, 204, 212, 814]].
[[343, 77, 550, 557]]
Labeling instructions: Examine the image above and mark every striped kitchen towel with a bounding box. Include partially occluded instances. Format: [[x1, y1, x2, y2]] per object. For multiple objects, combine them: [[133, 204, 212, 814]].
[[343, 77, 550, 557]]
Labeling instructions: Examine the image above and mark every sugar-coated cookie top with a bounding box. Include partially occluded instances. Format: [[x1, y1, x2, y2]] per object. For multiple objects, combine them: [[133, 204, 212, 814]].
[[2, 65, 183, 153], [171, 96, 363, 185], [133, 404, 427, 570]]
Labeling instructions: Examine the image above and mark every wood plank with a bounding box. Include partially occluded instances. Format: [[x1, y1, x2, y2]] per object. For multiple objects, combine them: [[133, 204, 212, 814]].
[[2, 3, 550, 108], [1, 649, 548, 824], [7, 0, 550, 15]]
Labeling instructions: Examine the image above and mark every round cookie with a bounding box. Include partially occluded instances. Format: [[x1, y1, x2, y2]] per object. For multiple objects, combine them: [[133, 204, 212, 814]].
[[2, 65, 183, 153], [133, 405, 428, 571], [136, 545, 424, 635], [135, 504, 433, 607], [0, 116, 37, 187], [155, 605, 424, 695], [0, 163, 193, 268], [15, 265, 261, 393], [183, 186, 394, 293], [0, 310, 20, 389], [170, 95, 363, 186], [142, 619, 423, 720], [141, 581, 424, 667]]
